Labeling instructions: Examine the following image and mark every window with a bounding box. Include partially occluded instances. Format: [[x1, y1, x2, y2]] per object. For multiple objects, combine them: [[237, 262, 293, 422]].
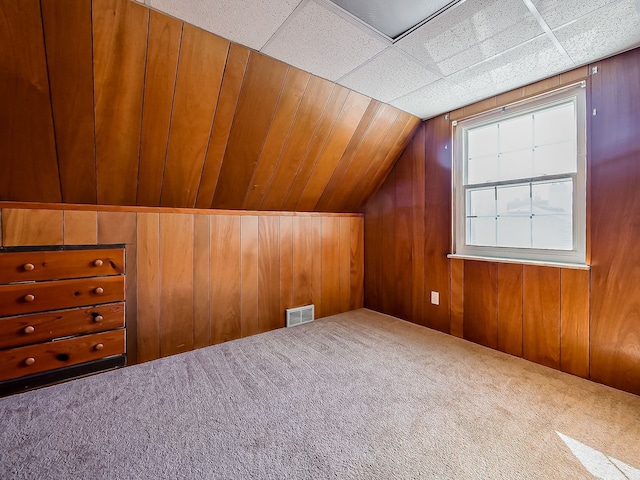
[[452, 84, 587, 265]]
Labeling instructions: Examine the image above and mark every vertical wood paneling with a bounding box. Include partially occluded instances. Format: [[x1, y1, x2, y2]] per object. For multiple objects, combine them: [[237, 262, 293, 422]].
[[363, 187, 382, 313], [64, 211, 97, 245], [279, 216, 295, 316], [196, 44, 251, 209], [2, 209, 63, 246], [311, 217, 323, 316], [2, 207, 363, 366], [463, 261, 498, 349], [258, 217, 281, 332], [0, 0, 61, 203], [97, 212, 136, 245], [243, 69, 310, 210], [350, 217, 364, 310], [497, 263, 523, 357], [136, 213, 160, 362], [240, 216, 259, 337], [293, 216, 313, 307], [281, 85, 351, 211], [423, 115, 452, 334], [379, 169, 396, 316], [296, 92, 371, 211], [450, 259, 464, 337], [193, 215, 211, 348], [160, 25, 229, 207], [359, 115, 422, 209], [41, 0, 96, 204], [339, 217, 352, 313], [137, 11, 182, 206], [590, 49, 640, 395], [125, 242, 139, 364], [159, 214, 194, 356], [321, 217, 341, 317], [260, 78, 336, 210], [523, 266, 561, 369], [93, 0, 148, 205], [315, 101, 382, 212], [334, 105, 401, 212], [393, 146, 413, 320], [561, 269, 590, 378], [210, 215, 241, 344], [212, 53, 289, 209]]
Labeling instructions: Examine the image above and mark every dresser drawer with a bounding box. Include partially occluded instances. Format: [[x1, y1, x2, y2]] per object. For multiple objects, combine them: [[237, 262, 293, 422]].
[[0, 329, 125, 381], [0, 276, 125, 317], [0, 248, 124, 284], [0, 302, 125, 349]]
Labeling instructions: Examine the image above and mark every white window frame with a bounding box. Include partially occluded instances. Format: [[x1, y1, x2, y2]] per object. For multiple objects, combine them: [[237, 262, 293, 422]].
[[452, 84, 587, 266]]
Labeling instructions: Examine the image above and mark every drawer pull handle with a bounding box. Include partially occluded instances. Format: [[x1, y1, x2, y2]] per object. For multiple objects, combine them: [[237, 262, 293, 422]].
[[94, 314, 104, 323], [94, 343, 104, 351], [23, 263, 35, 271], [24, 357, 36, 366], [93, 259, 104, 267], [23, 326, 35, 334], [94, 287, 104, 295], [23, 294, 35, 303]]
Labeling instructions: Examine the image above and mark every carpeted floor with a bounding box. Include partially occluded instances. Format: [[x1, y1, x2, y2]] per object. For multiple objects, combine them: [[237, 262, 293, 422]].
[[1, 309, 639, 479]]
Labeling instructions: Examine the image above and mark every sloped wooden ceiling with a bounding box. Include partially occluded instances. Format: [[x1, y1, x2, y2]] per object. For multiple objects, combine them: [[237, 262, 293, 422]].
[[0, 0, 420, 212]]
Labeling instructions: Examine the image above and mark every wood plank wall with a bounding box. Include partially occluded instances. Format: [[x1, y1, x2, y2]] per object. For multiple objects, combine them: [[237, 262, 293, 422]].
[[364, 47, 640, 396], [0, 206, 364, 365], [0, 0, 419, 212]]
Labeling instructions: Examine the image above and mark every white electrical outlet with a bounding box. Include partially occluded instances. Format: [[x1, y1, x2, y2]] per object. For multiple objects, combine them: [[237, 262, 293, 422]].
[[430, 291, 440, 305]]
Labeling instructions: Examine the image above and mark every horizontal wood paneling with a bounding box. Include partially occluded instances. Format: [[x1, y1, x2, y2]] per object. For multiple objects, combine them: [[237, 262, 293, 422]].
[[1, 206, 363, 365], [1, 0, 417, 212]]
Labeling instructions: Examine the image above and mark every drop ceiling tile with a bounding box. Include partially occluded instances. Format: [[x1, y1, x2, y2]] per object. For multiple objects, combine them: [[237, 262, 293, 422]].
[[396, 0, 544, 76], [147, 0, 302, 50], [447, 34, 574, 100], [553, 0, 640, 66], [531, 0, 621, 30], [261, 0, 388, 81], [390, 79, 472, 119], [338, 48, 441, 103]]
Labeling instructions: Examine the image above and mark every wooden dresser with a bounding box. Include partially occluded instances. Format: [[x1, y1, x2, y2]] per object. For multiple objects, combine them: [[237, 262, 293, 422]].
[[0, 246, 126, 395]]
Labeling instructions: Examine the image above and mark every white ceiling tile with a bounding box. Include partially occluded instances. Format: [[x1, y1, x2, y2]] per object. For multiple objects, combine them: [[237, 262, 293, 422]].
[[338, 48, 441, 103], [531, 0, 621, 30], [147, 0, 302, 50], [396, 0, 544, 76], [390, 79, 471, 119], [553, 0, 640, 66], [261, 0, 388, 81], [447, 35, 574, 98]]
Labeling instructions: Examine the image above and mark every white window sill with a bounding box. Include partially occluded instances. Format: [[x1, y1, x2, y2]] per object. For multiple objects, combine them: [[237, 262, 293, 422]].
[[447, 254, 590, 270]]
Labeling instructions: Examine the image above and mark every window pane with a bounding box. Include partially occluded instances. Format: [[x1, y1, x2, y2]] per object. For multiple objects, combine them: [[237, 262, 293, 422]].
[[535, 103, 574, 146], [468, 188, 495, 216], [532, 180, 572, 216], [532, 215, 573, 250], [533, 141, 576, 176], [467, 155, 499, 184], [498, 149, 533, 181], [497, 184, 530, 215], [468, 124, 498, 159], [497, 216, 531, 248], [499, 115, 532, 153], [468, 217, 496, 246]]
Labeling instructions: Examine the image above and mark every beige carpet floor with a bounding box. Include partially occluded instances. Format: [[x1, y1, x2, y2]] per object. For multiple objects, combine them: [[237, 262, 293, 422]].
[[1, 308, 639, 479]]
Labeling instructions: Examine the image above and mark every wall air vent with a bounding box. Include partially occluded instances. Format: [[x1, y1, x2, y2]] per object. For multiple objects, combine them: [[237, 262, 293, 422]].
[[286, 305, 315, 328]]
